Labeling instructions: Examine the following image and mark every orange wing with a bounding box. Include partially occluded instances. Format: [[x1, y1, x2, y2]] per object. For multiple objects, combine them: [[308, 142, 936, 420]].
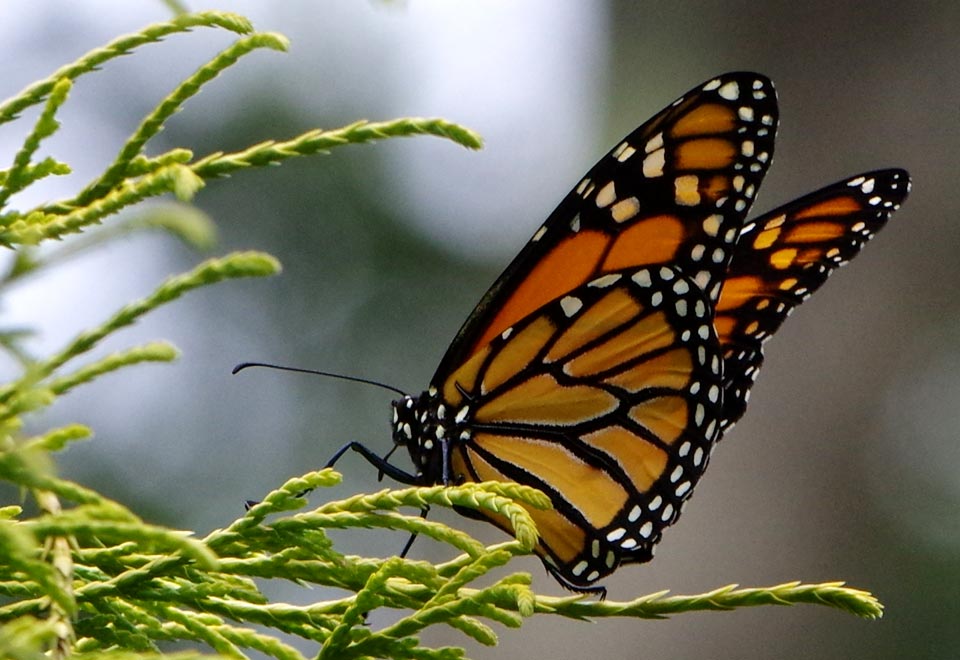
[[432, 73, 779, 383], [716, 169, 911, 429], [442, 265, 722, 589]]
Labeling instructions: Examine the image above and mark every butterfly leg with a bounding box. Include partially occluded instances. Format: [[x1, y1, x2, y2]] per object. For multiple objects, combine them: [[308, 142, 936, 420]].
[[327, 443, 433, 559], [398, 506, 431, 559], [244, 441, 420, 510], [325, 441, 423, 485]]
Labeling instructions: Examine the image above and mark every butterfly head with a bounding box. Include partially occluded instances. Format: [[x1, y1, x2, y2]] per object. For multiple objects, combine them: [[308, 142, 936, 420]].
[[391, 390, 450, 485]]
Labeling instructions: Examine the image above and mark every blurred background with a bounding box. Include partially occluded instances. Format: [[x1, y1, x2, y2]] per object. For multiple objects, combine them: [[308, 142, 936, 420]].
[[1, 1, 958, 658]]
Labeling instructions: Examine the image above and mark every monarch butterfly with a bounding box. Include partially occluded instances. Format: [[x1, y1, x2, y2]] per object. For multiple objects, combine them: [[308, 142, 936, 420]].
[[329, 72, 910, 595]]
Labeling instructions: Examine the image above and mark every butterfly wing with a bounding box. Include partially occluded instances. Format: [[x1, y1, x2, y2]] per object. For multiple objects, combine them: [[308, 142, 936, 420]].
[[432, 72, 779, 385], [420, 73, 778, 590], [387, 72, 912, 592], [716, 169, 911, 430], [446, 265, 722, 588]]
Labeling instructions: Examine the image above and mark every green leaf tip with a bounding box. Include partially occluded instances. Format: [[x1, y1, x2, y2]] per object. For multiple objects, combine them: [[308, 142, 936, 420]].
[[355, 117, 482, 151], [293, 468, 344, 491], [211, 251, 282, 278], [262, 470, 343, 508], [253, 31, 290, 52], [792, 580, 884, 620], [425, 118, 483, 150], [40, 204, 218, 262], [174, 10, 255, 35], [142, 204, 217, 250], [23, 424, 93, 453]]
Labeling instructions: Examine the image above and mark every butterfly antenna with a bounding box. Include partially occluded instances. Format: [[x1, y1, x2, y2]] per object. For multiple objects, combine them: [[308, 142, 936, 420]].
[[232, 361, 406, 397]]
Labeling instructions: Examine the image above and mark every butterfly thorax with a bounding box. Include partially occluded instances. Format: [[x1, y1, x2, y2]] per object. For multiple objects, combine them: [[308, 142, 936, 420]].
[[392, 388, 470, 486]]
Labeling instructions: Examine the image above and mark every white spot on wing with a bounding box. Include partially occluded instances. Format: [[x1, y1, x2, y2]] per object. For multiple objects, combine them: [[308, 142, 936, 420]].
[[661, 503, 674, 521], [590, 273, 623, 288], [703, 214, 722, 237], [643, 148, 666, 178], [606, 528, 626, 542], [645, 132, 664, 153], [596, 181, 617, 208], [560, 296, 583, 317], [718, 81, 740, 100], [613, 142, 637, 162], [632, 269, 652, 287]]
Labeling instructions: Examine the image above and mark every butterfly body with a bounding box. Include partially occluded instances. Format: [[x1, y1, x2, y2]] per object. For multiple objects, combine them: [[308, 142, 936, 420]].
[[359, 72, 910, 595]]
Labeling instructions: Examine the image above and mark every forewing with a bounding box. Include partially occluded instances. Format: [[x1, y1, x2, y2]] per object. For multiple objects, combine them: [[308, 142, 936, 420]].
[[432, 72, 779, 384]]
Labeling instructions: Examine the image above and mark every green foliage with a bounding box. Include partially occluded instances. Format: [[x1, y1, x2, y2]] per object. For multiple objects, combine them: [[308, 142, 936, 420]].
[[0, 10, 882, 660]]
